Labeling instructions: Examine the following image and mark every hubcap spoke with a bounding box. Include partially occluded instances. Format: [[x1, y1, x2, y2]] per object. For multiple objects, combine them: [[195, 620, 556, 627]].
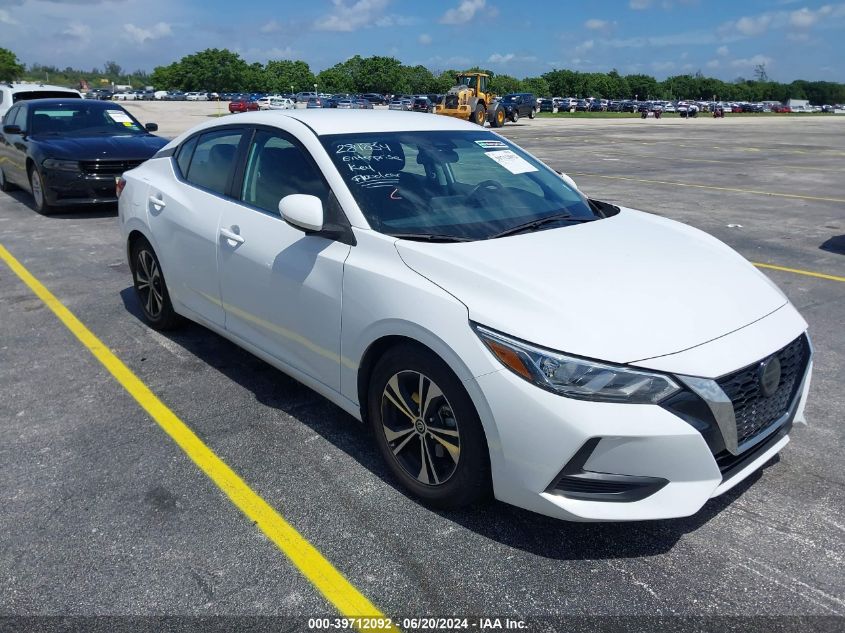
[[427, 425, 459, 438], [421, 381, 443, 420], [384, 374, 417, 422], [383, 424, 415, 443], [422, 439, 440, 484], [417, 439, 431, 484], [430, 432, 460, 463], [391, 431, 416, 456]]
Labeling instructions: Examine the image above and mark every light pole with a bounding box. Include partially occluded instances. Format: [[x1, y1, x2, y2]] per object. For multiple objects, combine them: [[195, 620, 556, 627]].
[[314, 83, 318, 97]]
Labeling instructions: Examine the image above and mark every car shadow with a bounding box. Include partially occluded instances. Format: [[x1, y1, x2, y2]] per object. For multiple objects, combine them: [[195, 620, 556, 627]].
[[820, 234, 845, 255], [119, 286, 771, 560]]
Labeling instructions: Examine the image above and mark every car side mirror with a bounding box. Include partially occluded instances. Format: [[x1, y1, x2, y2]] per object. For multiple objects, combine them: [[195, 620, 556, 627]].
[[3, 124, 22, 135], [145, 123, 158, 132], [279, 194, 324, 232]]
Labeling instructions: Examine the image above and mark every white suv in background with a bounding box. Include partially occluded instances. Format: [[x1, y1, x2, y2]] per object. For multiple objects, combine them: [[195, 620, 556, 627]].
[[0, 83, 82, 120]]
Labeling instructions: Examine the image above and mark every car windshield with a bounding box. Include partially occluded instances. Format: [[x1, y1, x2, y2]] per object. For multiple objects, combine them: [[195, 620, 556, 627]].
[[29, 103, 145, 136], [321, 130, 597, 241], [501, 95, 519, 103]]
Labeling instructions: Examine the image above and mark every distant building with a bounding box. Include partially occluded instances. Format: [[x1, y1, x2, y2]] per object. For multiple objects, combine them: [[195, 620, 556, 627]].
[[786, 98, 810, 109]]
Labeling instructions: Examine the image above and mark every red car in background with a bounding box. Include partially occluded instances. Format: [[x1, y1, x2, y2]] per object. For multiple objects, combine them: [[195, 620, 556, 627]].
[[228, 99, 259, 113]]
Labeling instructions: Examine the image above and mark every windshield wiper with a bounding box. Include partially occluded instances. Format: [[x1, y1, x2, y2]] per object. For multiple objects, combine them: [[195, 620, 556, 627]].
[[490, 212, 595, 239], [388, 232, 472, 243]]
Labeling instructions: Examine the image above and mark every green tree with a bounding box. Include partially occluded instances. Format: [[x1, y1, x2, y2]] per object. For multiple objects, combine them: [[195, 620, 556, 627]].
[[0, 47, 25, 82], [265, 59, 315, 93], [150, 49, 251, 92], [625, 73, 659, 100], [520, 76, 550, 98], [316, 64, 354, 94], [489, 74, 520, 95]]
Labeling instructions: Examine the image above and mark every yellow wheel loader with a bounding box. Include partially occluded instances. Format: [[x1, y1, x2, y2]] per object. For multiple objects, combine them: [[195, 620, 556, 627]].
[[434, 72, 506, 128]]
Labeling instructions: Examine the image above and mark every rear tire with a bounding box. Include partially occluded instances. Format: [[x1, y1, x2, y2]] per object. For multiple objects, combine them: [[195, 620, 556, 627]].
[[368, 344, 491, 509], [529, 109, 535, 119], [130, 238, 182, 330]]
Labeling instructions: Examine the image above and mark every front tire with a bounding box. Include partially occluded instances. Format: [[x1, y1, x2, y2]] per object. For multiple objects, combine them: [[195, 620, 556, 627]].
[[130, 238, 181, 330], [529, 108, 535, 119], [0, 165, 15, 192], [473, 105, 487, 126], [28, 166, 54, 215], [511, 110, 519, 123], [368, 344, 491, 508]]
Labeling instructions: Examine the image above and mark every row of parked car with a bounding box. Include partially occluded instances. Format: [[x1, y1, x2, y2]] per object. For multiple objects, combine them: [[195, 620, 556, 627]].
[[536, 97, 843, 114]]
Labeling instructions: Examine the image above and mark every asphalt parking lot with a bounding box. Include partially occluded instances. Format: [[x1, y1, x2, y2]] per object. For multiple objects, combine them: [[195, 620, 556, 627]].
[[1, 110, 843, 629]]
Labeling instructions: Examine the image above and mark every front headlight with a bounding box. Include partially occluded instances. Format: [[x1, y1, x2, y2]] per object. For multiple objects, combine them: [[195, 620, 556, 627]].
[[42, 158, 80, 172], [473, 325, 680, 404]]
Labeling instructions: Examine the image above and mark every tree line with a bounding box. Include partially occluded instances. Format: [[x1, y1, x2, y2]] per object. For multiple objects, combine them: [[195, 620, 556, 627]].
[[2, 46, 844, 104]]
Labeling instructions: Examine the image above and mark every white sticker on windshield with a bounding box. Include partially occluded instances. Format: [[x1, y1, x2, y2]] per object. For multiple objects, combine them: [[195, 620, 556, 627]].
[[484, 149, 538, 174], [475, 139, 507, 149], [106, 110, 133, 123]]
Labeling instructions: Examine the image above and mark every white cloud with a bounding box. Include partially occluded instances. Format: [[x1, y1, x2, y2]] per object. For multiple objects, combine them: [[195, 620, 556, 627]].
[[260, 19, 282, 34], [487, 52, 537, 64], [706, 59, 720, 68], [651, 60, 675, 72], [123, 22, 172, 44], [575, 40, 595, 54], [0, 9, 19, 25], [314, 0, 396, 32], [735, 14, 773, 36], [716, 45, 729, 56], [719, 4, 845, 39], [585, 18, 610, 30], [63, 22, 91, 41], [729, 54, 772, 69], [418, 33, 432, 45], [440, 0, 487, 25]]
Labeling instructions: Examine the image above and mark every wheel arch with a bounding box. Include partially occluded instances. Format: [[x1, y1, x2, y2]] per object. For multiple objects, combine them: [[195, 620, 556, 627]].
[[353, 327, 505, 488]]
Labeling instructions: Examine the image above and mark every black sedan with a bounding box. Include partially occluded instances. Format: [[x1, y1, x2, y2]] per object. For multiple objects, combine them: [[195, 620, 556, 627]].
[[0, 99, 165, 214]]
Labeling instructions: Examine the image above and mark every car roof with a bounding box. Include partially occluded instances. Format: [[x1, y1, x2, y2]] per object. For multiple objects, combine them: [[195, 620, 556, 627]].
[[2, 83, 80, 94], [207, 110, 480, 135], [16, 98, 106, 107]]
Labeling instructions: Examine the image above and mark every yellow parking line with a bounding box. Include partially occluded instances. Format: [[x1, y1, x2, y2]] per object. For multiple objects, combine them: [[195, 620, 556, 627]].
[[753, 262, 845, 283], [569, 172, 845, 204], [0, 244, 397, 632]]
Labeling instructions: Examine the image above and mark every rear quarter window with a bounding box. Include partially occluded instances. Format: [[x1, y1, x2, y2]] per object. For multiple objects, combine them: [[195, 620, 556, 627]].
[[175, 136, 199, 178]]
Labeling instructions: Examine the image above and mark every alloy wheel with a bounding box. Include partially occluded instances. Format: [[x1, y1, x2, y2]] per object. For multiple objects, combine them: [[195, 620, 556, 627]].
[[135, 249, 164, 318], [380, 370, 461, 486], [30, 170, 44, 208]]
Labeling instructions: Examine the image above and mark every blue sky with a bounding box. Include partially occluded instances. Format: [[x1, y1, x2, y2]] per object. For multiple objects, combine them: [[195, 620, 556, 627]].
[[0, 0, 843, 81]]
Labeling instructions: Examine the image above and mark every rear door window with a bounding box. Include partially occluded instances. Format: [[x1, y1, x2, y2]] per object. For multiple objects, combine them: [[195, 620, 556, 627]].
[[184, 129, 244, 196], [175, 136, 199, 178]]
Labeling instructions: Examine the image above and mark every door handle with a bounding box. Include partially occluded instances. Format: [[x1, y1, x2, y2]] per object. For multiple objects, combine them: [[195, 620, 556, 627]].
[[220, 227, 245, 244], [148, 195, 165, 209]]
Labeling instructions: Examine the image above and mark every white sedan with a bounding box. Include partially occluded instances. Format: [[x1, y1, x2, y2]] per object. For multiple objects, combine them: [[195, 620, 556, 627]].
[[117, 111, 812, 521]]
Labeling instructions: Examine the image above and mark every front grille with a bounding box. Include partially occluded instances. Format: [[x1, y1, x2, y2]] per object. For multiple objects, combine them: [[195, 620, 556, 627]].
[[717, 335, 809, 446], [444, 94, 459, 109], [79, 159, 144, 175]]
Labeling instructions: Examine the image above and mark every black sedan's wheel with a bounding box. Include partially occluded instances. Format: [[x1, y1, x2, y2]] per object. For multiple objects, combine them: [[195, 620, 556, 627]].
[[28, 166, 54, 215], [529, 109, 536, 119], [131, 239, 181, 330], [511, 110, 519, 123], [0, 165, 16, 192], [368, 344, 491, 508]]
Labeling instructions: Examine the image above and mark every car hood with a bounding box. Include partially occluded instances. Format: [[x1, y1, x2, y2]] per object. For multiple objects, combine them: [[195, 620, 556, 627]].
[[396, 208, 788, 365], [32, 134, 167, 161]]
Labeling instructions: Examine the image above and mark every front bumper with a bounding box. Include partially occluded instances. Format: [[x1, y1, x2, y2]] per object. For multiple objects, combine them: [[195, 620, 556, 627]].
[[471, 324, 812, 522], [42, 169, 121, 205]]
